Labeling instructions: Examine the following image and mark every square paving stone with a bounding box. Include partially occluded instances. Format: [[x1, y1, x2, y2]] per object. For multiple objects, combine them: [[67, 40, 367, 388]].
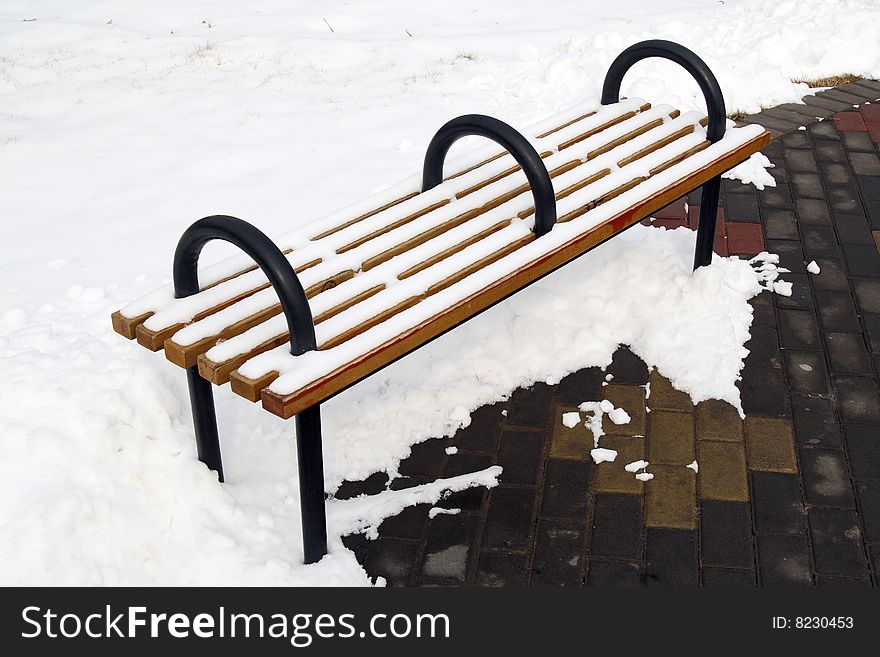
[[739, 364, 789, 418], [745, 417, 798, 473], [701, 568, 757, 587], [817, 576, 872, 587], [765, 239, 807, 274], [644, 528, 698, 587], [398, 438, 449, 479], [843, 243, 880, 277], [530, 520, 587, 586], [820, 161, 853, 185], [550, 406, 593, 460], [762, 209, 798, 239], [750, 293, 777, 327], [809, 116, 844, 138], [783, 350, 831, 396], [791, 397, 843, 448], [647, 371, 693, 413], [648, 411, 695, 465], [751, 471, 806, 535], [695, 399, 743, 442], [483, 487, 536, 552], [558, 367, 604, 405], [475, 551, 528, 586], [378, 504, 430, 540], [780, 130, 811, 149], [698, 441, 748, 501], [810, 257, 851, 291], [784, 147, 818, 172], [757, 534, 813, 585], [813, 288, 861, 333], [795, 198, 832, 224], [586, 560, 641, 587], [814, 139, 847, 161], [858, 174, 880, 199], [451, 403, 504, 453], [421, 513, 481, 582], [778, 308, 821, 350], [595, 436, 645, 494], [725, 192, 761, 223], [540, 459, 591, 518], [827, 185, 862, 213], [833, 213, 874, 245], [791, 172, 825, 199], [744, 322, 783, 367], [591, 493, 642, 559], [868, 201, 880, 228], [798, 448, 855, 507], [773, 274, 813, 311], [759, 185, 793, 210], [801, 224, 841, 257], [646, 465, 697, 529], [834, 376, 880, 423], [700, 501, 754, 569], [601, 384, 646, 436], [808, 508, 868, 578], [844, 132, 877, 153], [364, 540, 418, 587], [843, 423, 880, 480], [853, 278, 880, 313], [867, 313, 880, 353], [850, 152, 880, 176], [496, 429, 544, 486], [606, 347, 649, 384], [505, 383, 555, 429], [825, 332, 872, 375], [854, 480, 880, 543]]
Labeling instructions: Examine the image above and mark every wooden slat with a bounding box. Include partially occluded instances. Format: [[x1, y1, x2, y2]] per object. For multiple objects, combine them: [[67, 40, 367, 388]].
[[242, 129, 771, 419]]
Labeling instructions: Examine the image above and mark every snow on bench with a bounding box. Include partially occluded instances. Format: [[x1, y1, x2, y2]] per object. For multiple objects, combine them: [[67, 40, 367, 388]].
[[113, 98, 768, 419]]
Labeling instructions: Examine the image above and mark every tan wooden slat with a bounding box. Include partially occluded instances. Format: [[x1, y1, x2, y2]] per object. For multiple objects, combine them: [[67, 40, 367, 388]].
[[238, 129, 771, 418]]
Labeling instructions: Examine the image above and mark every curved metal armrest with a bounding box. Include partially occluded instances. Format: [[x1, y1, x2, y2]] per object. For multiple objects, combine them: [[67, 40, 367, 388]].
[[601, 39, 727, 142], [421, 114, 557, 237], [173, 215, 316, 356]]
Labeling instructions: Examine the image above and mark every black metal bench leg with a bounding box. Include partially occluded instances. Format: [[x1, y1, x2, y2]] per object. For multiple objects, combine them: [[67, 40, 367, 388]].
[[296, 403, 328, 564], [692, 174, 722, 270], [186, 365, 224, 483]]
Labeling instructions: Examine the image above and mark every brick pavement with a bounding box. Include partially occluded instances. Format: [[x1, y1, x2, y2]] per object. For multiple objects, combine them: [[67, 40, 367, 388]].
[[339, 79, 880, 586]]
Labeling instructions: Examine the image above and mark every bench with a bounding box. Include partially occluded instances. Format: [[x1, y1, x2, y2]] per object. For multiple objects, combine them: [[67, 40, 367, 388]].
[[110, 40, 770, 564]]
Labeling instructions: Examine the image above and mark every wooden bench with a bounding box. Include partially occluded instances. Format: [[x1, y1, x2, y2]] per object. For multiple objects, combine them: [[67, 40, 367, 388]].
[[111, 40, 770, 563]]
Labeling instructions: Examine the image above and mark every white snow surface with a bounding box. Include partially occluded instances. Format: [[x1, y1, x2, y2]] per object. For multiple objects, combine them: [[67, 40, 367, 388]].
[[1, 0, 867, 586], [807, 260, 821, 274], [562, 412, 582, 429], [590, 448, 618, 464]]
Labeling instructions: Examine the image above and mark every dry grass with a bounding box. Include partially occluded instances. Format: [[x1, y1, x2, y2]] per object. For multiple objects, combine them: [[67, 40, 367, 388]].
[[792, 73, 864, 88], [727, 110, 748, 121]]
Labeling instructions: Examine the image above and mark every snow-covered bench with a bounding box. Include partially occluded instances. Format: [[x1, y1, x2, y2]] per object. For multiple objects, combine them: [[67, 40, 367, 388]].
[[111, 40, 770, 564]]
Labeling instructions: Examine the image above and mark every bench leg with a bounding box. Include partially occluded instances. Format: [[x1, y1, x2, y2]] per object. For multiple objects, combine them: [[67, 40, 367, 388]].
[[295, 404, 329, 564], [692, 174, 722, 270], [186, 365, 225, 483]]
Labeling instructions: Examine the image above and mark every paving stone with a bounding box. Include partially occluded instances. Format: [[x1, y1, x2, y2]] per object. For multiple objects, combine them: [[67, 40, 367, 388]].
[[810, 256, 851, 291], [591, 493, 642, 559], [451, 402, 504, 453], [378, 504, 430, 540], [757, 535, 813, 585], [758, 185, 793, 210], [853, 278, 880, 313], [745, 417, 798, 473], [808, 508, 868, 578], [647, 371, 693, 413], [801, 223, 841, 257], [851, 79, 880, 95], [701, 568, 757, 587], [853, 480, 880, 543], [594, 435, 645, 494], [825, 332, 872, 375], [799, 448, 855, 508], [843, 132, 876, 153], [750, 293, 777, 327], [744, 322, 783, 368], [700, 501, 754, 569], [557, 367, 603, 405], [783, 349, 831, 395], [766, 240, 807, 276], [540, 459, 591, 518], [341, 533, 370, 564], [420, 513, 480, 582], [839, 81, 880, 99], [398, 438, 448, 479], [751, 471, 806, 535], [791, 397, 843, 448], [865, 313, 880, 353], [550, 406, 592, 460], [695, 399, 743, 442], [648, 411, 695, 465], [821, 88, 868, 105], [601, 384, 646, 435], [859, 175, 880, 200], [779, 102, 833, 120], [483, 487, 536, 552], [644, 528, 698, 587], [531, 520, 587, 586], [778, 308, 821, 350], [834, 376, 880, 423], [834, 111, 868, 132], [784, 147, 818, 172], [739, 364, 789, 418], [827, 185, 862, 213], [842, 243, 880, 276], [743, 113, 797, 134], [795, 197, 832, 224], [815, 139, 848, 162], [833, 213, 874, 245], [770, 112, 813, 132], [439, 454, 490, 512], [820, 162, 852, 185], [698, 441, 748, 502], [813, 288, 861, 333], [505, 382, 555, 429], [643, 464, 696, 530], [843, 424, 880, 481], [773, 273, 813, 310], [804, 95, 852, 114], [475, 551, 528, 586], [726, 221, 764, 254], [849, 151, 880, 175], [762, 209, 798, 240], [586, 559, 642, 587], [817, 576, 872, 587], [725, 191, 761, 223], [606, 347, 648, 384], [365, 540, 418, 587], [335, 471, 390, 500], [790, 171, 825, 199], [496, 429, 544, 486], [808, 116, 844, 137]]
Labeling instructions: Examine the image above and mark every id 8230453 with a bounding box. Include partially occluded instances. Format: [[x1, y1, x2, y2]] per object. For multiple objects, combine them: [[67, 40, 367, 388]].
[[772, 617, 854, 630]]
